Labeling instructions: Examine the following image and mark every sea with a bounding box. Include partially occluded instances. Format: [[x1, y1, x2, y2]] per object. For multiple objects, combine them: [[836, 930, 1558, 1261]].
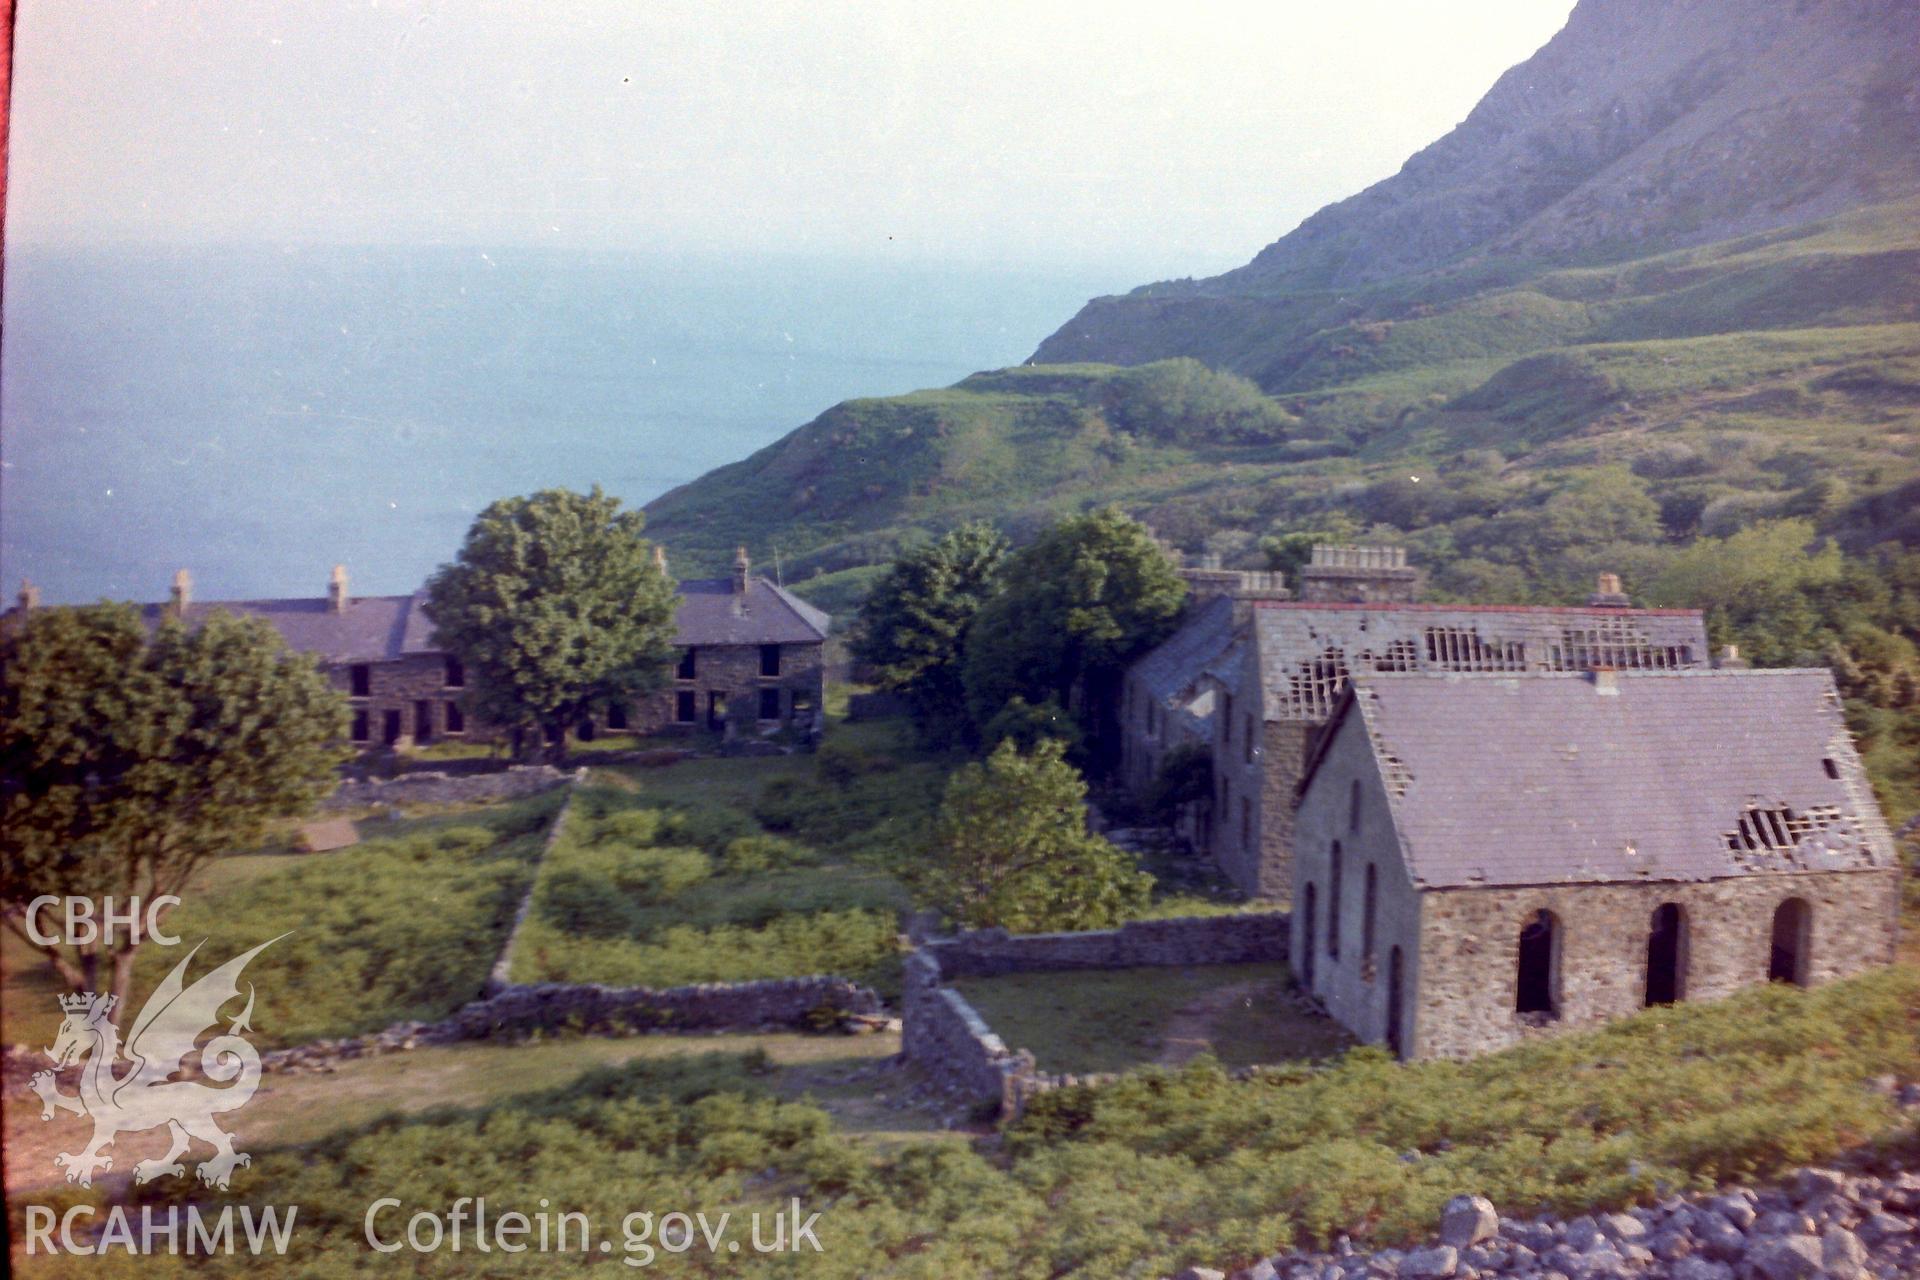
[[0, 243, 1154, 604]]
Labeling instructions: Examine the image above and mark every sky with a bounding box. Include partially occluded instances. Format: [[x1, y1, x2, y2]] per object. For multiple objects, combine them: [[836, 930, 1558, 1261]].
[[8, 0, 1578, 276]]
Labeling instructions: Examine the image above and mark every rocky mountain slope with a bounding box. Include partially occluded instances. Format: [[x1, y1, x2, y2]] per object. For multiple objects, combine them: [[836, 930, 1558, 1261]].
[[1034, 0, 1920, 373], [644, 0, 1920, 616]]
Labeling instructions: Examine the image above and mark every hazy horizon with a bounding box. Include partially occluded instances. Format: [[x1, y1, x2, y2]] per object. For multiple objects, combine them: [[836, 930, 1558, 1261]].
[[8, 2, 1576, 270], [3, 2, 1581, 604]]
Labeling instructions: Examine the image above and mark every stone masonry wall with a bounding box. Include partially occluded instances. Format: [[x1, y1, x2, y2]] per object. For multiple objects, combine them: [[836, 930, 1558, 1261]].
[[447, 975, 882, 1040], [902, 951, 1032, 1114], [902, 913, 1292, 1114], [1214, 712, 1310, 901], [1256, 721, 1311, 901], [1291, 709, 1423, 1052], [921, 911, 1291, 979], [330, 653, 473, 749], [1414, 868, 1901, 1060], [623, 642, 826, 736]]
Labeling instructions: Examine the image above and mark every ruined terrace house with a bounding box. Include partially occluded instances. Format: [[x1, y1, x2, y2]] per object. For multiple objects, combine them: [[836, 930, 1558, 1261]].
[[7, 547, 828, 750], [1211, 546, 1711, 898], [617, 546, 829, 739], [1119, 550, 1287, 849], [1290, 668, 1901, 1060]]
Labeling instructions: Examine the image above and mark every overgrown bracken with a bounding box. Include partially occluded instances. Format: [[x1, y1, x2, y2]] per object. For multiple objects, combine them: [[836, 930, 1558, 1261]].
[[17, 968, 1915, 1278]]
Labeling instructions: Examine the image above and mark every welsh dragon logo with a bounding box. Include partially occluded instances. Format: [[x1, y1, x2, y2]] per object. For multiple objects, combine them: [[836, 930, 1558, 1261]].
[[31, 937, 282, 1190]]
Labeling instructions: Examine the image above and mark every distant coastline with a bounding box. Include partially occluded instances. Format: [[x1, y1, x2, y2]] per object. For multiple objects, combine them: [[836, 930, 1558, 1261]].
[[0, 243, 1144, 604]]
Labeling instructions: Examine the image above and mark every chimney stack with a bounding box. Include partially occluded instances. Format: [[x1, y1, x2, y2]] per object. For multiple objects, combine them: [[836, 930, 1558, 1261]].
[[16, 580, 40, 612], [1587, 572, 1631, 608], [170, 569, 192, 617], [653, 545, 670, 579], [731, 546, 750, 595], [1298, 544, 1419, 603], [1714, 644, 1749, 670], [329, 564, 350, 613]]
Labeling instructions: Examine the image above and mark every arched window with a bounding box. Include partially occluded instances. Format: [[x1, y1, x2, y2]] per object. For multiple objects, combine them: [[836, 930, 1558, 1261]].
[[1327, 841, 1343, 960], [1644, 902, 1688, 1006], [1362, 863, 1378, 964], [1515, 909, 1560, 1020], [1300, 883, 1318, 988], [1349, 779, 1362, 834], [1769, 897, 1812, 986], [1385, 946, 1405, 1057]]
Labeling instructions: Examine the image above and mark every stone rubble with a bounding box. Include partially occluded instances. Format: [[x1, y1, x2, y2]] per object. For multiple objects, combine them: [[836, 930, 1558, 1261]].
[[1187, 1159, 1920, 1280]]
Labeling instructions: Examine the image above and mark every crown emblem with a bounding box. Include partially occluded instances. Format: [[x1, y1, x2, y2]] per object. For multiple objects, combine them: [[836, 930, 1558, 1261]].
[[59, 992, 116, 1018]]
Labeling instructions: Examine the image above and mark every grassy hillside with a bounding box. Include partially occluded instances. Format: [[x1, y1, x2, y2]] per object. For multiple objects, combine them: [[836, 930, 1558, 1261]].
[[646, 199, 1920, 585], [644, 200, 1920, 821]]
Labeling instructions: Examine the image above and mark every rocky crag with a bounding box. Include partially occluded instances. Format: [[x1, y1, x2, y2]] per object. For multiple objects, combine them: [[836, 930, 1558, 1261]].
[[1034, 0, 1920, 374]]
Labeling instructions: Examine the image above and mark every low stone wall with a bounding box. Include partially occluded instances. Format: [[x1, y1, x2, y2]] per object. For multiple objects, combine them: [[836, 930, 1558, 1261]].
[[452, 975, 882, 1040], [5, 771, 884, 1095], [903, 912, 1291, 1116], [923, 911, 1289, 978], [324, 765, 570, 811], [902, 951, 1033, 1115], [486, 769, 588, 994]]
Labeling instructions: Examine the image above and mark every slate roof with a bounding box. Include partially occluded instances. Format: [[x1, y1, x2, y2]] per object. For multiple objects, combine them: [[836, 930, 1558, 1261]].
[[672, 578, 831, 647], [126, 575, 829, 664], [1329, 669, 1897, 889], [1250, 601, 1710, 723], [137, 593, 437, 663], [1131, 595, 1239, 704]]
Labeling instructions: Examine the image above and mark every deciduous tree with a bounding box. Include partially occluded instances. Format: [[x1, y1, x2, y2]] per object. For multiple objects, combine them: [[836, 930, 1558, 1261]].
[[851, 522, 1007, 747], [927, 738, 1151, 932], [426, 487, 679, 760], [961, 507, 1186, 760], [0, 605, 347, 1016]]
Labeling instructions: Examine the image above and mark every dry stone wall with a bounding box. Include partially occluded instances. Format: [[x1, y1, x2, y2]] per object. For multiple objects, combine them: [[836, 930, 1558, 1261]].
[[323, 765, 569, 812], [921, 911, 1289, 978], [904, 913, 1291, 1114]]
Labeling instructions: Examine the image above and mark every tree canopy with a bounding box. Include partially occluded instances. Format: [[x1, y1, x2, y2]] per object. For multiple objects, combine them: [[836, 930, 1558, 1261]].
[[1104, 358, 1298, 444], [0, 604, 347, 1011], [925, 738, 1152, 932], [850, 522, 1007, 747], [961, 507, 1187, 755], [425, 486, 679, 758]]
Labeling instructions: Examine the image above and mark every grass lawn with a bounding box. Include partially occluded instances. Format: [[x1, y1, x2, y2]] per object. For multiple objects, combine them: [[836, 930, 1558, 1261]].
[[954, 961, 1353, 1074]]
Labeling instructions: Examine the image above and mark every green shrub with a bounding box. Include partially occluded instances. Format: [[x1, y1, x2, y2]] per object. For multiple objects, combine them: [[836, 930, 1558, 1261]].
[[660, 804, 759, 853], [127, 801, 555, 1045], [722, 833, 820, 874], [593, 807, 667, 848], [622, 846, 715, 901], [69, 969, 1920, 1280]]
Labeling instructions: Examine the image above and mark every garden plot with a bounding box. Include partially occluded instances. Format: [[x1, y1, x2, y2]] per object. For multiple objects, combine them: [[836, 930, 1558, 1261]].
[[508, 775, 913, 990], [953, 961, 1353, 1074]]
